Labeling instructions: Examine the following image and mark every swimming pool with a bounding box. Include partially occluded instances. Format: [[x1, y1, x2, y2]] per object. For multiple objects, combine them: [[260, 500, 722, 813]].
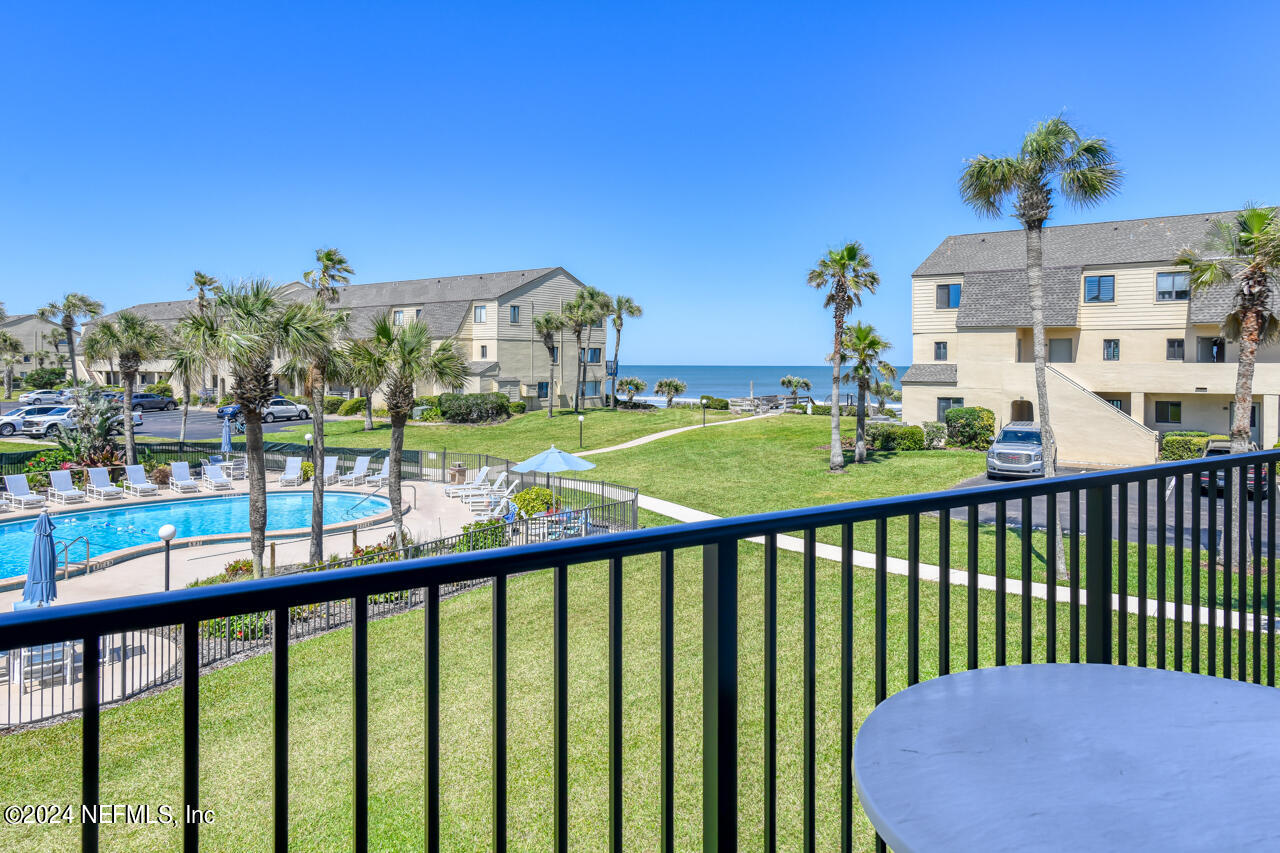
[[0, 492, 391, 580]]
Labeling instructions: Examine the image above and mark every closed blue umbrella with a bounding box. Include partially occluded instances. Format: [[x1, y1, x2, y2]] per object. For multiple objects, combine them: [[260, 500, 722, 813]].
[[22, 512, 57, 606], [220, 414, 233, 453], [511, 445, 596, 474]]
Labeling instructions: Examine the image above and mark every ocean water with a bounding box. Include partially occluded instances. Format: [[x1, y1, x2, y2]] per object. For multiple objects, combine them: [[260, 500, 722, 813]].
[[0, 492, 390, 579], [617, 364, 910, 404]]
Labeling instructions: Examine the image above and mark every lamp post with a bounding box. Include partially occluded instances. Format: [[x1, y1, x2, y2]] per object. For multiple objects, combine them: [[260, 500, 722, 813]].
[[578, 415, 585, 449], [158, 524, 176, 591], [701, 399, 707, 427], [304, 432, 314, 463]]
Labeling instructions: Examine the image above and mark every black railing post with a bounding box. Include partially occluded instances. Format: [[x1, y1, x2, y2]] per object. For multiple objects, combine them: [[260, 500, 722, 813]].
[[702, 538, 738, 852], [1085, 485, 1113, 664]]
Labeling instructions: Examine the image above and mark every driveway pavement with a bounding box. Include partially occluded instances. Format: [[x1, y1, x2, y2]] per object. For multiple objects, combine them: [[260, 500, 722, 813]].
[[0, 401, 303, 441], [952, 470, 1269, 551]]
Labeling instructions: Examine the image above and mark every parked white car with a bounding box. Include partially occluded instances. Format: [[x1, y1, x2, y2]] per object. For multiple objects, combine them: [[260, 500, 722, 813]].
[[0, 405, 62, 436], [18, 389, 62, 404]]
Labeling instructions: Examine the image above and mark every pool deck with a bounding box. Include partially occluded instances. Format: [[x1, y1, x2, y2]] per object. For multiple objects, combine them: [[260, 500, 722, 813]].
[[0, 477, 474, 610]]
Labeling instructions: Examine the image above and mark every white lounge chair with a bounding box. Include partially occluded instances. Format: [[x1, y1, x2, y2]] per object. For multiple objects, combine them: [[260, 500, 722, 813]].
[[47, 470, 87, 505], [85, 468, 124, 501], [4, 474, 47, 509], [123, 465, 159, 497], [444, 466, 490, 497], [468, 481, 517, 513], [279, 457, 304, 487], [338, 456, 371, 486], [365, 457, 390, 488], [456, 471, 507, 498], [475, 498, 517, 523], [320, 456, 339, 485], [202, 462, 233, 491], [0, 496, 9, 512], [169, 462, 200, 494]]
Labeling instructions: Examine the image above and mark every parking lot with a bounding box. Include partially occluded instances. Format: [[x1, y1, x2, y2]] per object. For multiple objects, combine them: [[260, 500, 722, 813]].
[[0, 401, 306, 441]]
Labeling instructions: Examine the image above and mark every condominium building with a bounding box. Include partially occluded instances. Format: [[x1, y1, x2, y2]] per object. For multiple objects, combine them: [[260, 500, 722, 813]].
[[901, 211, 1273, 467], [87, 267, 611, 409], [0, 313, 77, 381]]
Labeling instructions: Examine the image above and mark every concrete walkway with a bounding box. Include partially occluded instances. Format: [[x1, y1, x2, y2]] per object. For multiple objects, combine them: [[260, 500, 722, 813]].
[[578, 411, 778, 457], [639, 494, 1260, 633]]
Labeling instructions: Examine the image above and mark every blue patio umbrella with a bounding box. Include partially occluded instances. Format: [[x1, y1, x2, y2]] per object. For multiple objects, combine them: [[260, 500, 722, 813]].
[[511, 445, 596, 474], [22, 512, 57, 606], [220, 414, 233, 453]]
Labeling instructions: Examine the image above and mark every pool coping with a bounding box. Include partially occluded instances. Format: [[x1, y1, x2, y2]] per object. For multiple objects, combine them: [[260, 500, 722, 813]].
[[0, 490, 397, 592]]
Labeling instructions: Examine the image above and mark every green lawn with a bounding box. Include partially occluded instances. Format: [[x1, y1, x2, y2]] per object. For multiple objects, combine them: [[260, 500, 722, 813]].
[[272, 407, 747, 460], [0, 439, 56, 454], [0, 507, 1212, 852]]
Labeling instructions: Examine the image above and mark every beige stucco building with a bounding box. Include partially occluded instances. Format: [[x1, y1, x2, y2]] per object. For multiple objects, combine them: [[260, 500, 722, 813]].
[[0, 313, 79, 382], [88, 267, 611, 409], [901, 211, 1274, 468]]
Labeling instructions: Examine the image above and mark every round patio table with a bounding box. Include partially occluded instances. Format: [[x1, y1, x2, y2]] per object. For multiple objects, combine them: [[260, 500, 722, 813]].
[[854, 663, 1280, 852]]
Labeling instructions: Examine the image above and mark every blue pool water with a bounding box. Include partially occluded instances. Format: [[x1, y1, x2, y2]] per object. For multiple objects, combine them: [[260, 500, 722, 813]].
[[0, 492, 391, 580]]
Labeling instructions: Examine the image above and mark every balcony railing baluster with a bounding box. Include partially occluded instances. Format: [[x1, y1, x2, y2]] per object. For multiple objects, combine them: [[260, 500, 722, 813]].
[[82, 632, 100, 853], [907, 513, 920, 684], [492, 572, 507, 851], [182, 620, 199, 852], [938, 510, 951, 675], [1225, 466, 1234, 678], [660, 548, 676, 853], [802, 527, 816, 853], [995, 501, 1007, 667], [1175, 474, 1185, 672], [1045, 492, 1057, 664], [609, 555, 623, 852], [1070, 489, 1081, 663], [841, 521, 855, 853], [1239, 464, 1250, 682], [1020, 496, 1032, 665], [1137, 480, 1147, 667], [272, 606, 289, 852], [1158, 474, 1168, 669], [1118, 482, 1130, 666], [425, 582, 441, 853], [967, 505, 978, 671], [1269, 462, 1277, 687]]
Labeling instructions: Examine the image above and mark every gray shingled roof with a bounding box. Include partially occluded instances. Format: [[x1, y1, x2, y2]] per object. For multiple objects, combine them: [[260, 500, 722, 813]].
[[467, 361, 499, 375], [915, 211, 1238, 276], [92, 267, 564, 336], [955, 267, 1082, 327], [901, 364, 957, 384]]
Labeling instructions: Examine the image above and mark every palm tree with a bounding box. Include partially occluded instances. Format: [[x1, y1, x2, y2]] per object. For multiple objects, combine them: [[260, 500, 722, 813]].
[[37, 293, 103, 384], [839, 324, 893, 464], [534, 311, 565, 418], [196, 280, 334, 577], [780, 374, 812, 408], [80, 324, 117, 385], [353, 314, 466, 542], [189, 271, 220, 391], [104, 312, 168, 464], [654, 377, 686, 408], [167, 340, 205, 442], [562, 287, 611, 412], [616, 376, 646, 404], [959, 116, 1121, 483], [303, 248, 354, 303], [608, 295, 642, 409], [31, 350, 50, 369], [0, 332, 21, 399], [872, 378, 900, 416], [344, 335, 382, 431], [808, 242, 880, 472]]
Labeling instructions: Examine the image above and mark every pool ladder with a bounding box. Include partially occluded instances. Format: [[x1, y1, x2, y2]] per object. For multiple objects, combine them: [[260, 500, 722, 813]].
[[56, 536, 93, 579], [342, 483, 415, 519]]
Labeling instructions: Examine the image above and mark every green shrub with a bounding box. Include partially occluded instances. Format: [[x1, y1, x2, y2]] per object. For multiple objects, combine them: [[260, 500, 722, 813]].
[[23, 367, 66, 389], [510, 401, 527, 414], [373, 407, 390, 418], [144, 381, 174, 398], [413, 407, 443, 422], [452, 518, 510, 552], [300, 461, 314, 481], [1160, 431, 1225, 461], [337, 397, 366, 416], [699, 395, 730, 410], [216, 395, 234, 407], [944, 406, 996, 450], [860, 423, 926, 451], [922, 421, 947, 449], [438, 392, 511, 423], [414, 395, 439, 409], [512, 486, 556, 517], [322, 396, 346, 414]]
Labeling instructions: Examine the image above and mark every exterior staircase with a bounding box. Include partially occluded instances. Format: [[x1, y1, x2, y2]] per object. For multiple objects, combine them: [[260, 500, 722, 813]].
[[1044, 365, 1158, 467]]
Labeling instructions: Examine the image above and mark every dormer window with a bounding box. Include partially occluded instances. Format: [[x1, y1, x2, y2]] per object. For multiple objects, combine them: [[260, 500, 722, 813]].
[[1084, 275, 1115, 303], [935, 283, 961, 309]]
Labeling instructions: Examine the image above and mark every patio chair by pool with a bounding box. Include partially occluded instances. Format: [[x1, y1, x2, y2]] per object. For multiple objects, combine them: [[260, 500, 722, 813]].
[[321, 456, 339, 485], [47, 470, 87, 505], [468, 481, 517, 513], [338, 456, 371, 486], [475, 498, 513, 522], [444, 466, 489, 497], [203, 463, 234, 491], [0, 496, 9, 512], [85, 468, 124, 501], [457, 471, 507, 499], [169, 462, 200, 494], [279, 457, 304, 487], [123, 466, 159, 497], [365, 457, 390, 488], [4, 474, 47, 509]]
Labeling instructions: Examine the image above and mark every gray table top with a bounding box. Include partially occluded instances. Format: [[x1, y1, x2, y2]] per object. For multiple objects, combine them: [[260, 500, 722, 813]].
[[854, 664, 1280, 852]]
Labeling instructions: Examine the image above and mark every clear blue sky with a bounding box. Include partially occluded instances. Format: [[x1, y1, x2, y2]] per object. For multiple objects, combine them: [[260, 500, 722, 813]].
[[3, 1, 1277, 365]]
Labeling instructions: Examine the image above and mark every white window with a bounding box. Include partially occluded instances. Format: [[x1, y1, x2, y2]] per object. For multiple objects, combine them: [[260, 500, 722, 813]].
[[934, 341, 947, 361], [1157, 272, 1190, 301], [474, 305, 487, 323], [393, 310, 404, 326], [479, 345, 488, 359], [510, 306, 520, 323]]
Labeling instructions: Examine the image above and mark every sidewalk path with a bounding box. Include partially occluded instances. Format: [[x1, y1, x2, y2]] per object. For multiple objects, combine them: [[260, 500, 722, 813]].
[[638, 494, 1258, 632], [578, 411, 778, 457]]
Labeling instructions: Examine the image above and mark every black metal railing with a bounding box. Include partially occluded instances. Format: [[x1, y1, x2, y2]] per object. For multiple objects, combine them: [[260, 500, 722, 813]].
[[0, 449, 1275, 851]]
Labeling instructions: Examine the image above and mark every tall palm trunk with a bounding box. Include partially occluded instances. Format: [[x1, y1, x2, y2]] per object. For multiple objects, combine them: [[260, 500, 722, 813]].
[[309, 375, 326, 565], [611, 325, 622, 409], [180, 396, 189, 442], [1229, 303, 1262, 570], [364, 388, 374, 431], [855, 380, 869, 464], [829, 301, 846, 473], [243, 409, 268, 577], [121, 367, 138, 464], [573, 330, 584, 412], [64, 319, 79, 384], [1025, 225, 1070, 581], [389, 413, 407, 543]]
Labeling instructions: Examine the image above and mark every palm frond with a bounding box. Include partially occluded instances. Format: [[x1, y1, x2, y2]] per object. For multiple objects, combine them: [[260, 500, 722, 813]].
[[958, 155, 1022, 218]]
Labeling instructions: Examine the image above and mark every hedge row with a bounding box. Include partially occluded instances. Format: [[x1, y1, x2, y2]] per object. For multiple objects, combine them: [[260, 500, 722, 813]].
[[438, 392, 511, 423], [1159, 430, 1227, 461], [944, 406, 996, 450]]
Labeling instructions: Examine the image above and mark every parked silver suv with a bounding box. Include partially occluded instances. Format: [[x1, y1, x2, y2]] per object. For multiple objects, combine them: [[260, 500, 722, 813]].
[[986, 421, 1045, 479]]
